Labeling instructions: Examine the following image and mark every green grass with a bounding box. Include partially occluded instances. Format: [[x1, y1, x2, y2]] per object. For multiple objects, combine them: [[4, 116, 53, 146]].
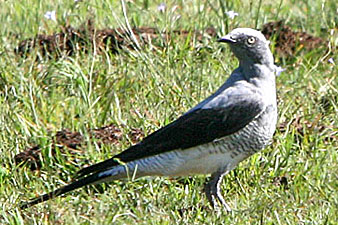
[[0, 0, 337, 224]]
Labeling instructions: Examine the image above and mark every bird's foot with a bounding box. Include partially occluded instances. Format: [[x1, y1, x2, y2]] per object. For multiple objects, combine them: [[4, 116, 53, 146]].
[[204, 171, 232, 212]]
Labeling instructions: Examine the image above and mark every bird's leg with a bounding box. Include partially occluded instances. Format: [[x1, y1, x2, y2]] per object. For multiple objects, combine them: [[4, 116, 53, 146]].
[[204, 169, 231, 212]]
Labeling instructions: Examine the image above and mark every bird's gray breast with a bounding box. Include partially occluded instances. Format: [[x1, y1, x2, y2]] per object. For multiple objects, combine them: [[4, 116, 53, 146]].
[[209, 103, 277, 161]]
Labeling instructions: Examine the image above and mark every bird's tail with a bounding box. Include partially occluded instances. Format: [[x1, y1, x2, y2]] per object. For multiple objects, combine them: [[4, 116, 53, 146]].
[[20, 169, 114, 209]]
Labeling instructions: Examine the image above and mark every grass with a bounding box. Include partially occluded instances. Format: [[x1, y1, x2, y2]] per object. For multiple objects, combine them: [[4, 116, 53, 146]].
[[0, 0, 337, 224]]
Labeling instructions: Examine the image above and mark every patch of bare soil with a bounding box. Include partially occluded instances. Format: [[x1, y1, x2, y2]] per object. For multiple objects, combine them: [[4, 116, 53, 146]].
[[14, 124, 144, 171], [261, 20, 325, 57], [15, 19, 216, 58]]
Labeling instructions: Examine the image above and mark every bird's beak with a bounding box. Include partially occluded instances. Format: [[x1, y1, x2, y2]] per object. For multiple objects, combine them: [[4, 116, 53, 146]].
[[217, 34, 237, 44]]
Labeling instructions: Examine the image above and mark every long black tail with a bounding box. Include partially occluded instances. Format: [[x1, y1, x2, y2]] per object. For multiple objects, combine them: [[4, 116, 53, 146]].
[[20, 171, 110, 209]]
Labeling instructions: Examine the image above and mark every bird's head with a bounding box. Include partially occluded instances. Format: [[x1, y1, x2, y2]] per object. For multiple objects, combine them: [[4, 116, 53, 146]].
[[218, 28, 274, 66]]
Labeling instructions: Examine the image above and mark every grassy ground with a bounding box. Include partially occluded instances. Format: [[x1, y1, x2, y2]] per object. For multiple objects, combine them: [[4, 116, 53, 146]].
[[0, 0, 337, 224]]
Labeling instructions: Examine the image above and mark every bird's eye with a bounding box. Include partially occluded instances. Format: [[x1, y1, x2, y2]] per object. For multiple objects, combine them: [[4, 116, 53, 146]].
[[246, 36, 256, 45]]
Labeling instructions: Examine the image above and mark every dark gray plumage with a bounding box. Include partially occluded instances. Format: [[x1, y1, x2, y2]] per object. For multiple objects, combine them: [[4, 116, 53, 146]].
[[21, 28, 279, 211]]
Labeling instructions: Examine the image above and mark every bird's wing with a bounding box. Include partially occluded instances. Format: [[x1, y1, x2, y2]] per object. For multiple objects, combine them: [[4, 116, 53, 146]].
[[77, 87, 265, 178]]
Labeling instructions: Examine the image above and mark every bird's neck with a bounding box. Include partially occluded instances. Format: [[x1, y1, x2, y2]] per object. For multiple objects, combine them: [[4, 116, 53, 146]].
[[239, 60, 276, 82], [239, 61, 277, 105]]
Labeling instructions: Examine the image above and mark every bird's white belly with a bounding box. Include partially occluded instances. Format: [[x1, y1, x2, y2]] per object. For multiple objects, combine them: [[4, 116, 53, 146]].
[[107, 141, 248, 179], [161, 148, 238, 176]]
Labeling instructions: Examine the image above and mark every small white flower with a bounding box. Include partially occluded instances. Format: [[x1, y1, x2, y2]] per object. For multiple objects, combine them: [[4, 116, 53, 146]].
[[225, 10, 238, 20], [328, 57, 335, 65], [157, 3, 166, 13], [44, 10, 56, 22], [274, 66, 286, 76]]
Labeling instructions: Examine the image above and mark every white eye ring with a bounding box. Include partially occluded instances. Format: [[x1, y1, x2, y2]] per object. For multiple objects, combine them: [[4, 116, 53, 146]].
[[247, 36, 256, 45]]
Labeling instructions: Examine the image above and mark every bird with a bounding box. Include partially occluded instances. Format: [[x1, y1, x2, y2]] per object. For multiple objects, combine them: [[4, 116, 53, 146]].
[[21, 28, 280, 211]]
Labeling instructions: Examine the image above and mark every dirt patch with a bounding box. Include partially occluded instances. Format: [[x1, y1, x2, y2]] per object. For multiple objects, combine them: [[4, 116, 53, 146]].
[[90, 123, 124, 145], [261, 20, 325, 57], [14, 123, 144, 171], [14, 145, 43, 171], [15, 19, 216, 59]]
